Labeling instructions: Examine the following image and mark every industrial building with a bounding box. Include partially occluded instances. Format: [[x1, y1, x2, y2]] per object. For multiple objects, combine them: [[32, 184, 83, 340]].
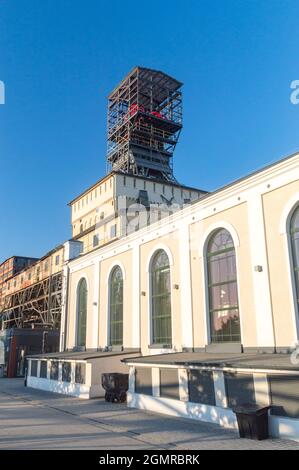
[[0, 248, 64, 376], [0, 256, 37, 301], [5, 66, 299, 442]]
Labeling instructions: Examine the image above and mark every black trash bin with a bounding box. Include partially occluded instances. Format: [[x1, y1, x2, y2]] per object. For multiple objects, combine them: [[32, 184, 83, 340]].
[[233, 404, 270, 440], [101, 373, 129, 403]]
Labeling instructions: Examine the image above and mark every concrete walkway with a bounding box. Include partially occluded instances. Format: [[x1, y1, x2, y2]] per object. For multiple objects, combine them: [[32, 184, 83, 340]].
[[0, 378, 299, 450]]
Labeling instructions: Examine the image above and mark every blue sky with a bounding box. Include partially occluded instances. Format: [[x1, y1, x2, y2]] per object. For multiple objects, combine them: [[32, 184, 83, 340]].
[[0, 0, 299, 263]]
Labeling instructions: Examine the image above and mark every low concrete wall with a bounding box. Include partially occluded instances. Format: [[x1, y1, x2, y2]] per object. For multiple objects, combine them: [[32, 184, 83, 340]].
[[27, 375, 91, 399], [127, 392, 238, 429], [27, 351, 140, 399], [126, 363, 299, 442], [269, 415, 299, 441], [127, 391, 299, 442]]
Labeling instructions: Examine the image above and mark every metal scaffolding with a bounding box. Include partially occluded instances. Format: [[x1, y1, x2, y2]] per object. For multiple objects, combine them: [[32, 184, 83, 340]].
[[107, 66, 183, 182], [0, 273, 62, 330]]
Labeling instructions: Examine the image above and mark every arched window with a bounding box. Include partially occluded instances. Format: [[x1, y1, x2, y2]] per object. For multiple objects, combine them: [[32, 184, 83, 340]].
[[151, 250, 172, 345], [109, 266, 123, 346], [206, 229, 240, 343], [76, 278, 87, 347], [290, 207, 299, 310]]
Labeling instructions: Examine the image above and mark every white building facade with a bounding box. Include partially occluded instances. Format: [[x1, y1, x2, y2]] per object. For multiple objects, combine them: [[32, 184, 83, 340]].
[[27, 151, 299, 441]]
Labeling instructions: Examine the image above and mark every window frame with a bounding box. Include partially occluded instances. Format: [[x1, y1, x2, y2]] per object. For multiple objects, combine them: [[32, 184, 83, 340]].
[[290, 207, 299, 315], [206, 228, 241, 344], [150, 249, 172, 346], [108, 266, 124, 347], [76, 278, 88, 348]]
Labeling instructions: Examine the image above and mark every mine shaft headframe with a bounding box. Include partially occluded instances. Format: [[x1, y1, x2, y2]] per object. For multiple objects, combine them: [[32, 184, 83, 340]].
[[108, 66, 183, 118], [107, 66, 183, 182]]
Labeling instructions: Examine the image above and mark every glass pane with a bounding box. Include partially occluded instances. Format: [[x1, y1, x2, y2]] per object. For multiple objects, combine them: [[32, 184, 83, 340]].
[[291, 207, 299, 231], [293, 270, 299, 305], [62, 362, 71, 382], [75, 363, 85, 384], [152, 250, 169, 270], [208, 252, 236, 285], [208, 229, 234, 254], [209, 282, 238, 310], [210, 308, 240, 343], [292, 233, 299, 268], [152, 270, 170, 296], [50, 361, 59, 380]]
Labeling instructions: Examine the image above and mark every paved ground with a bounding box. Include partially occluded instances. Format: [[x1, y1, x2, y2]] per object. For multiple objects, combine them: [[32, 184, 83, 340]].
[[0, 378, 299, 450]]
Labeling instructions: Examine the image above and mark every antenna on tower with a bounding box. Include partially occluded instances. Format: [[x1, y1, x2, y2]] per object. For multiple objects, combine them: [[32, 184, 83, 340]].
[[107, 67, 183, 183]]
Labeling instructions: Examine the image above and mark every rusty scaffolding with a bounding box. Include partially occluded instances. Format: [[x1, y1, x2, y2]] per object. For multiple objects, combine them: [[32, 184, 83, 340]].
[[107, 66, 183, 182], [0, 273, 62, 330]]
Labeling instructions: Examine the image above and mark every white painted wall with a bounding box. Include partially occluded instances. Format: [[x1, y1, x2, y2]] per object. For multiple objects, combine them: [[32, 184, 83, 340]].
[[27, 376, 91, 399], [127, 392, 238, 430]]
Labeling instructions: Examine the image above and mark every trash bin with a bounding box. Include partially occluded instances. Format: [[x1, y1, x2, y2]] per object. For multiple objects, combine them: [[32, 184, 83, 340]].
[[233, 404, 270, 440], [101, 373, 129, 403]]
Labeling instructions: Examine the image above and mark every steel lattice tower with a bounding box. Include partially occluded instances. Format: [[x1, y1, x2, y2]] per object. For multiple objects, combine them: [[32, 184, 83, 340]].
[[107, 67, 182, 182]]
